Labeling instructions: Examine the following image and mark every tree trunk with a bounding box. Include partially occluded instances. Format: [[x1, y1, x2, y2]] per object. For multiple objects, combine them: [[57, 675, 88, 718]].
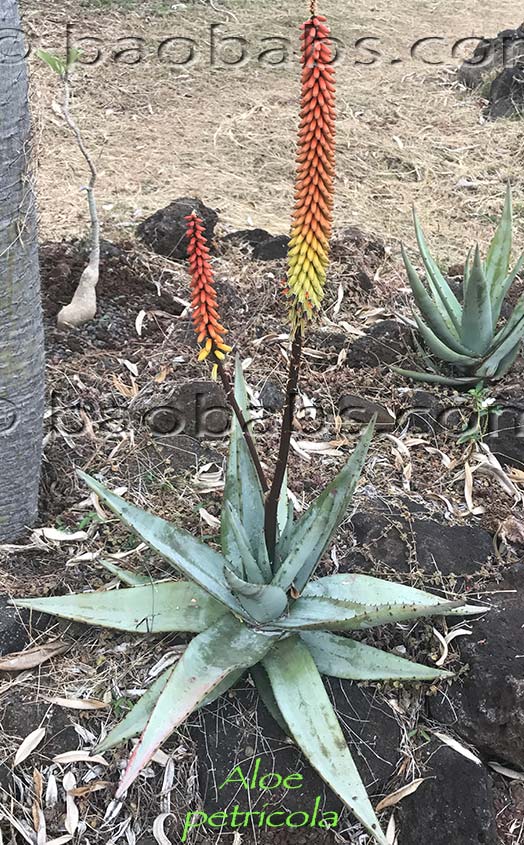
[[0, 1, 44, 541]]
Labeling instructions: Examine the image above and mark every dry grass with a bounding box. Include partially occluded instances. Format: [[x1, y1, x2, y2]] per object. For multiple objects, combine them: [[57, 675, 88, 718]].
[[24, 0, 524, 263]]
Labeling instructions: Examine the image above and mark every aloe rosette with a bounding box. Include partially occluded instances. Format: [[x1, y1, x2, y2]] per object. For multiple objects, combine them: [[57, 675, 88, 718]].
[[14, 362, 482, 845], [394, 185, 524, 386]]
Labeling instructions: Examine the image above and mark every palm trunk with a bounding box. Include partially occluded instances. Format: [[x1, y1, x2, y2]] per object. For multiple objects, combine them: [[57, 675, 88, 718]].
[[0, 1, 44, 541]]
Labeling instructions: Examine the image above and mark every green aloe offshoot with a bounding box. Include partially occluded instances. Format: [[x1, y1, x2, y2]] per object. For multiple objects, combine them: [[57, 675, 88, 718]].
[[13, 361, 484, 845], [393, 185, 524, 386]]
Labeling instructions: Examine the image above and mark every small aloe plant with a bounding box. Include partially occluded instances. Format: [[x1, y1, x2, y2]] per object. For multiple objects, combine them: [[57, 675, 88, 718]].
[[14, 6, 483, 844], [393, 185, 524, 386]]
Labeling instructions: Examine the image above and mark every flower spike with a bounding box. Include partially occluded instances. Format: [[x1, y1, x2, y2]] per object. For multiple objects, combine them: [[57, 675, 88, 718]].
[[186, 212, 232, 370], [287, 9, 336, 331]]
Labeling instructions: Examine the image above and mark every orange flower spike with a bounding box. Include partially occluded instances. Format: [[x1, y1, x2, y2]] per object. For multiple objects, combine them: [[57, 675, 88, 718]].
[[287, 9, 336, 331], [185, 212, 232, 366]]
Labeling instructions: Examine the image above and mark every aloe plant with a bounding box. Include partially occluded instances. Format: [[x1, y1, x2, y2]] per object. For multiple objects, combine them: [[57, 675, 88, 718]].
[[15, 362, 482, 844], [393, 185, 524, 386], [12, 6, 485, 843]]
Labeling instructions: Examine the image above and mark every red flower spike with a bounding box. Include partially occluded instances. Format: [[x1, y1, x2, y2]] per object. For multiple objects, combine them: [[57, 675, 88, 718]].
[[185, 213, 231, 364]]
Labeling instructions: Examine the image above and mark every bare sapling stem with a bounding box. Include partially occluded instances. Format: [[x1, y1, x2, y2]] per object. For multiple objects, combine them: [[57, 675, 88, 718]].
[[216, 360, 269, 493], [264, 330, 303, 559], [56, 68, 100, 329]]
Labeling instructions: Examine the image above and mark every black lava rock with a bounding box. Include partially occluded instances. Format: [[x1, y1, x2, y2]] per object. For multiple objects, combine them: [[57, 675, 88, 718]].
[[346, 320, 413, 369], [259, 380, 286, 413], [137, 197, 218, 259], [430, 563, 524, 769], [398, 740, 498, 845], [252, 235, 289, 260]]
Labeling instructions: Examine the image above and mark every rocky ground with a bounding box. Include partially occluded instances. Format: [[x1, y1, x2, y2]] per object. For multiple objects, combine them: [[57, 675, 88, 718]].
[[0, 198, 523, 844]]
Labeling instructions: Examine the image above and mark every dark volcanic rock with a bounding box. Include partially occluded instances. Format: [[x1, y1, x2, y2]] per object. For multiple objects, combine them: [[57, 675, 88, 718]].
[[430, 564, 524, 769], [400, 389, 447, 435], [488, 64, 524, 118], [221, 229, 289, 260], [458, 25, 524, 89], [137, 197, 218, 259], [398, 740, 498, 845], [252, 235, 289, 260], [193, 677, 400, 818], [222, 228, 273, 249], [339, 394, 395, 430], [135, 379, 230, 440], [349, 506, 494, 578], [346, 320, 412, 369], [259, 380, 286, 413], [485, 397, 524, 469], [0, 599, 31, 656]]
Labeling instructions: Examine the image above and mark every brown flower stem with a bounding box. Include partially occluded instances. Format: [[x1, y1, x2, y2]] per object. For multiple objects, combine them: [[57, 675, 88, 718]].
[[264, 330, 303, 560], [216, 360, 269, 493]]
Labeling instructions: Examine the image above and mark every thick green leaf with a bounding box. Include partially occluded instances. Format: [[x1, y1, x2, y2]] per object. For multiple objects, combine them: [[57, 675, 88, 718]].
[[78, 471, 248, 620], [223, 567, 288, 624], [13, 581, 225, 633], [491, 336, 522, 378], [491, 253, 524, 325], [413, 210, 462, 332], [220, 358, 267, 571], [98, 665, 245, 753], [250, 664, 289, 733], [97, 666, 174, 753], [277, 594, 463, 630], [414, 314, 479, 366], [300, 631, 452, 681], [98, 559, 151, 587], [402, 245, 469, 352], [460, 246, 493, 355], [492, 293, 524, 349], [476, 316, 524, 378], [223, 503, 267, 584], [272, 419, 375, 593], [285, 573, 483, 630], [486, 183, 512, 290], [116, 614, 280, 796], [389, 365, 479, 387], [263, 637, 387, 845]]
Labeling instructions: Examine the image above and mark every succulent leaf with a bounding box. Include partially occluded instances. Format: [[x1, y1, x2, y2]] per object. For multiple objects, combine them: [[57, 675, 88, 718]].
[[491, 253, 524, 325], [250, 664, 289, 732], [97, 559, 151, 587], [78, 471, 249, 620], [223, 567, 288, 623], [224, 502, 268, 584], [116, 614, 281, 797], [300, 631, 452, 681], [271, 419, 375, 593], [460, 246, 493, 355], [485, 183, 512, 290], [389, 365, 480, 386], [263, 636, 387, 845], [13, 580, 225, 633], [476, 316, 524, 378], [98, 665, 245, 753], [413, 314, 479, 365], [413, 210, 462, 332], [303, 573, 483, 611], [221, 359, 267, 572], [401, 244, 469, 352], [97, 666, 175, 753]]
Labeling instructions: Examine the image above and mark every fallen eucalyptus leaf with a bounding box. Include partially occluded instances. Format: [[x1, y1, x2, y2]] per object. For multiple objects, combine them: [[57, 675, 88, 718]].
[[14, 727, 46, 766]]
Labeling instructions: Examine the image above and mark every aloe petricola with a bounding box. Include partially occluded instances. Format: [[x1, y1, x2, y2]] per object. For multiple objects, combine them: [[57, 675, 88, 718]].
[[13, 4, 484, 843]]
